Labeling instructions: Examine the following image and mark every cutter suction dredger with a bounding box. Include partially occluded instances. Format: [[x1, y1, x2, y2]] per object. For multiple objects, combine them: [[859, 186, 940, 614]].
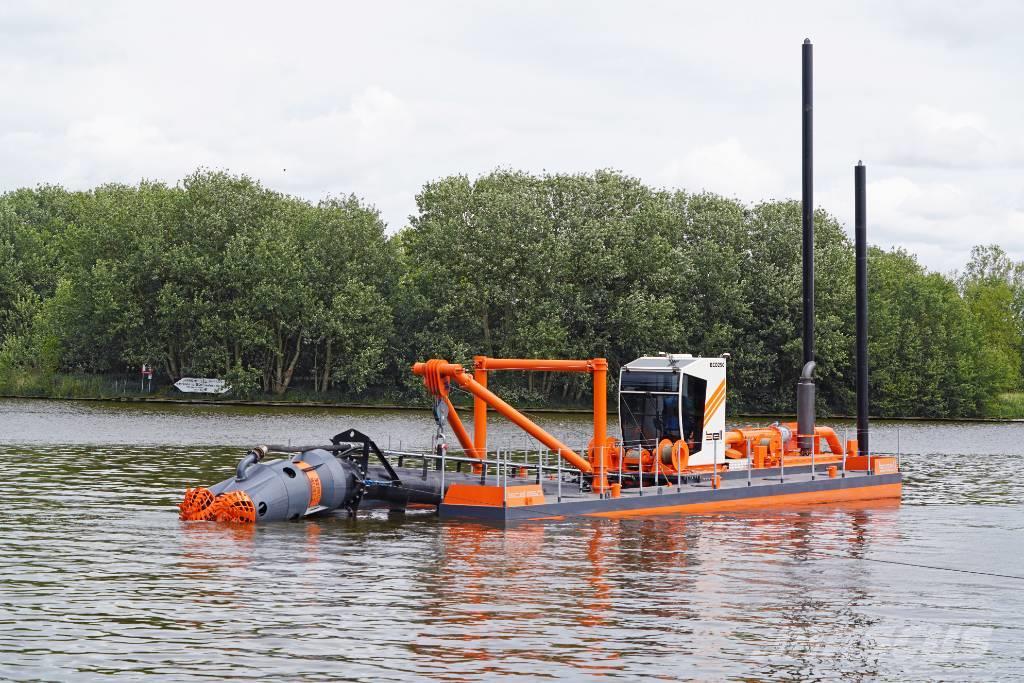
[[179, 353, 901, 526], [179, 39, 902, 525]]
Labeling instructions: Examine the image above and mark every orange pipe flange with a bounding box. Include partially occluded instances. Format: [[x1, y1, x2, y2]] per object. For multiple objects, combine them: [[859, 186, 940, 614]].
[[412, 361, 465, 378]]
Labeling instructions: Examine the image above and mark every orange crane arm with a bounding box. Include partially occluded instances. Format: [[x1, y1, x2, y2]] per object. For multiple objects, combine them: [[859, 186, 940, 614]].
[[451, 372, 593, 473], [413, 360, 594, 474]]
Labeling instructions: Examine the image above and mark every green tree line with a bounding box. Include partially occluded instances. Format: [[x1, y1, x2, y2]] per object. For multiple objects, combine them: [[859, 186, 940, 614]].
[[1, 169, 1021, 417]]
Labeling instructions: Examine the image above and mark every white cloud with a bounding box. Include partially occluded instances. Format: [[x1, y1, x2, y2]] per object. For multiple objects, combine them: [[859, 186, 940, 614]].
[[819, 173, 1024, 272], [349, 87, 414, 144], [661, 139, 784, 202], [2, 1, 1024, 267], [881, 105, 1023, 169]]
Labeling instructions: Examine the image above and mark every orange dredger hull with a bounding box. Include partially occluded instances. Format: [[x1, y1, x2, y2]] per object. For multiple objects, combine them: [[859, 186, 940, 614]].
[[585, 482, 901, 519], [439, 470, 902, 526]]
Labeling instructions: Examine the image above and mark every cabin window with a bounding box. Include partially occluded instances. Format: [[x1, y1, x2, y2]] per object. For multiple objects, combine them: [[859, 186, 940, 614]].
[[619, 371, 679, 393], [682, 375, 707, 454], [619, 393, 682, 447]]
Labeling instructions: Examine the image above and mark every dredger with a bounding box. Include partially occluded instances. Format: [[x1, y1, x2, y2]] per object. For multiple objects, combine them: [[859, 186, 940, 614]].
[[180, 39, 902, 525]]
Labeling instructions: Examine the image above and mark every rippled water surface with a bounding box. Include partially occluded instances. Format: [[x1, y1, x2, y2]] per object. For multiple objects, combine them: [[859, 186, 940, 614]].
[[1, 399, 1022, 681]]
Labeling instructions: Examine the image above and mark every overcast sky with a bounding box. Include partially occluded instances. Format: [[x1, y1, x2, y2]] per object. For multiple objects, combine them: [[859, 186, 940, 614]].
[[2, 1, 1022, 272]]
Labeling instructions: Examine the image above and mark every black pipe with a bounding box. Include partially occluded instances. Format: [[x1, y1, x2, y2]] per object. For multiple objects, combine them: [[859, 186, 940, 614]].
[[236, 445, 267, 481], [855, 162, 869, 456], [799, 38, 816, 455], [802, 38, 814, 367]]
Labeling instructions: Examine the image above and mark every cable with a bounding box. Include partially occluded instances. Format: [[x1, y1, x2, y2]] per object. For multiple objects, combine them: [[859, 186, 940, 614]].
[[631, 530, 1024, 581], [808, 550, 1024, 581]]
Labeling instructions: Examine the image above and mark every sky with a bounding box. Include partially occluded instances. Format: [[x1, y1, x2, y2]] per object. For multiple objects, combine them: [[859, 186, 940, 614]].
[[2, 1, 1023, 273]]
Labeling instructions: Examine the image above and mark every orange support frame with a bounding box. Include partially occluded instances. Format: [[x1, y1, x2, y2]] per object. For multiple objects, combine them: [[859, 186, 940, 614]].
[[473, 356, 488, 457], [412, 357, 609, 475]]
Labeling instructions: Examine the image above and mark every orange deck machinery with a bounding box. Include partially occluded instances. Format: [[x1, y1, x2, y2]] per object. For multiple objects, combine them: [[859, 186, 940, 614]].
[[414, 352, 865, 497]]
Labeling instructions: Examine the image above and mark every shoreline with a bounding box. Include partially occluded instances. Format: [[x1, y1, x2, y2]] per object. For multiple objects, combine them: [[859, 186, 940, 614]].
[[3, 392, 1023, 423]]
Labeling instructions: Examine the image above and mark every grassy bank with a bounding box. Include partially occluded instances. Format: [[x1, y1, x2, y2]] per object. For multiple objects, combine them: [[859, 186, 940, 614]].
[[0, 369, 408, 406], [4, 370, 1024, 421], [983, 392, 1024, 419], [0, 369, 600, 413]]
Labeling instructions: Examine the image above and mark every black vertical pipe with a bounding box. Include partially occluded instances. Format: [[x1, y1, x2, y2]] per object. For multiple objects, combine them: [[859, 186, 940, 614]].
[[802, 38, 814, 367], [798, 38, 816, 456], [855, 162, 869, 456]]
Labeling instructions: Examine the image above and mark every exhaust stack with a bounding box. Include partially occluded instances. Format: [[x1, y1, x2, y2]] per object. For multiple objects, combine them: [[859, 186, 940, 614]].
[[798, 38, 816, 455], [855, 162, 869, 456]]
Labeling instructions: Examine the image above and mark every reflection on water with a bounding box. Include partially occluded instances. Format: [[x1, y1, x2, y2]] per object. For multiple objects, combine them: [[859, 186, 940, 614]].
[[0, 400, 1022, 680]]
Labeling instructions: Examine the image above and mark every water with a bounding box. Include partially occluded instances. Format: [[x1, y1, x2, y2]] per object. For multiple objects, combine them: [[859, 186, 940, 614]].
[[0, 398, 1022, 681]]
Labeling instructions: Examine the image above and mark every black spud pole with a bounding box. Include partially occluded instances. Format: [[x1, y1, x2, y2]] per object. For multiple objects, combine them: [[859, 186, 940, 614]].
[[798, 38, 816, 456], [855, 162, 869, 457]]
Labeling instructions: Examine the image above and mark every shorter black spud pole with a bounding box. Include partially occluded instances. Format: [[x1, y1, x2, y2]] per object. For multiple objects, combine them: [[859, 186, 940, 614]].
[[855, 161, 870, 457]]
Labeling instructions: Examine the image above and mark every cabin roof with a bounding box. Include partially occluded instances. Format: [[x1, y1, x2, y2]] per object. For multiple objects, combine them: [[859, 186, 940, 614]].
[[622, 355, 698, 372]]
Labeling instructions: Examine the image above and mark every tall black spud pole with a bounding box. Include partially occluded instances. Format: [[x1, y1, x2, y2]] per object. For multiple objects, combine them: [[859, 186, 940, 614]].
[[802, 38, 815, 368], [797, 38, 816, 456], [855, 162, 869, 456]]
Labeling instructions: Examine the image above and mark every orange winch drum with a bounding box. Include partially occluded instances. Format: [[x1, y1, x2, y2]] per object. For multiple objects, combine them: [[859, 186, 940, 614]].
[[671, 440, 690, 471], [294, 460, 322, 508], [657, 438, 673, 466]]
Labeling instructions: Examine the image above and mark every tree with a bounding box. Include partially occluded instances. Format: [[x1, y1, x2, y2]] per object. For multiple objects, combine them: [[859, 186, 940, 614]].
[[960, 245, 1024, 397], [298, 196, 396, 394]]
